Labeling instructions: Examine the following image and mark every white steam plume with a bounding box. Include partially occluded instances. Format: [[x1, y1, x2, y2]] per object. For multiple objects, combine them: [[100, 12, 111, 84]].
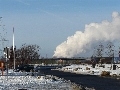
[[53, 12, 120, 58]]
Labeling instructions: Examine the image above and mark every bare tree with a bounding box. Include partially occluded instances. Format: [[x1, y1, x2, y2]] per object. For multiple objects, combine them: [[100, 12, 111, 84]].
[[105, 42, 115, 66], [105, 42, 114, 58], [92, 42, 104, 65], [9, 44, 40, 67], [93, 42, 104, 58]]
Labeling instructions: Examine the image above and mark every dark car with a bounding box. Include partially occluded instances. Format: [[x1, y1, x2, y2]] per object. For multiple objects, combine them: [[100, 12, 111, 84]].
[[34, 65, 57, 72], [15, 64, 34, 72]]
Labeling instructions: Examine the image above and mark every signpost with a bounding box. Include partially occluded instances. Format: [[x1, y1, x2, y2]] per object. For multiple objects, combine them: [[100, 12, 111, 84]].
[[4, 47, 10, 80]]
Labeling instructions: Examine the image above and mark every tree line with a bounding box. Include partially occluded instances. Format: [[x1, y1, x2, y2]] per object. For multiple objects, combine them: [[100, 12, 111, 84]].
[[93, 42, 120, 58], [3, 44, 40, 68]]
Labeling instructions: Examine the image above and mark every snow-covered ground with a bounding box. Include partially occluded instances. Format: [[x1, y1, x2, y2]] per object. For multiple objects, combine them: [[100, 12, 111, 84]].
[[1, 64, 119, 90], [60, 64, 120, 76], [0, 70, 73, 90], [0, 76, 73, 90]]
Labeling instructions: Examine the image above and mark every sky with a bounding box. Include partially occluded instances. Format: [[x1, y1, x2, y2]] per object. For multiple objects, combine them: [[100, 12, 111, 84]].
[[0, 0, 120, 58]]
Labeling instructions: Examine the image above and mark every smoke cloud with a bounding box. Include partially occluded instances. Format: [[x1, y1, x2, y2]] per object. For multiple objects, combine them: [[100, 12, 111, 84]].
[[53, 12, 120, 58]]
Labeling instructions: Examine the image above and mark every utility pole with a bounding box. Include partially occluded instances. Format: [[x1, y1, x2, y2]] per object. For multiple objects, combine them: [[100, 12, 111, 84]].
[[13, 27, 15, 69]]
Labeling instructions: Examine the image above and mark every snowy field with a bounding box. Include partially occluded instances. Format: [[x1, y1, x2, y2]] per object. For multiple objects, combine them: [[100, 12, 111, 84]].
[[0, 70, 73, 90], [0, 75, 73, 90], [1, 64, 118, 90], [60, 64, 120, 76]]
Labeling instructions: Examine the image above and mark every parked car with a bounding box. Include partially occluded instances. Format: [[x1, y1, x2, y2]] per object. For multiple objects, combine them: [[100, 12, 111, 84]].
[[15, 64, 34, 72], [34, 65, 57, 72]]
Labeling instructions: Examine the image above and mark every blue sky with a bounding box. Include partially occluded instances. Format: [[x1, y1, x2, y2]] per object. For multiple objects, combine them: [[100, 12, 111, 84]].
[[0, 0, 120, 58]]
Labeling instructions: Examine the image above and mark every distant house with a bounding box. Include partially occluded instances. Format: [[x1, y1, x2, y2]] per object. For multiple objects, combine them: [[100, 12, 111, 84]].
[[82, 57, 112, 64], [93, 57, 115, 64]]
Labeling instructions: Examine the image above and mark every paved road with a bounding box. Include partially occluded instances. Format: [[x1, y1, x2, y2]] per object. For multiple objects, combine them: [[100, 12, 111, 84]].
[[41, 69, 120, 90]]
